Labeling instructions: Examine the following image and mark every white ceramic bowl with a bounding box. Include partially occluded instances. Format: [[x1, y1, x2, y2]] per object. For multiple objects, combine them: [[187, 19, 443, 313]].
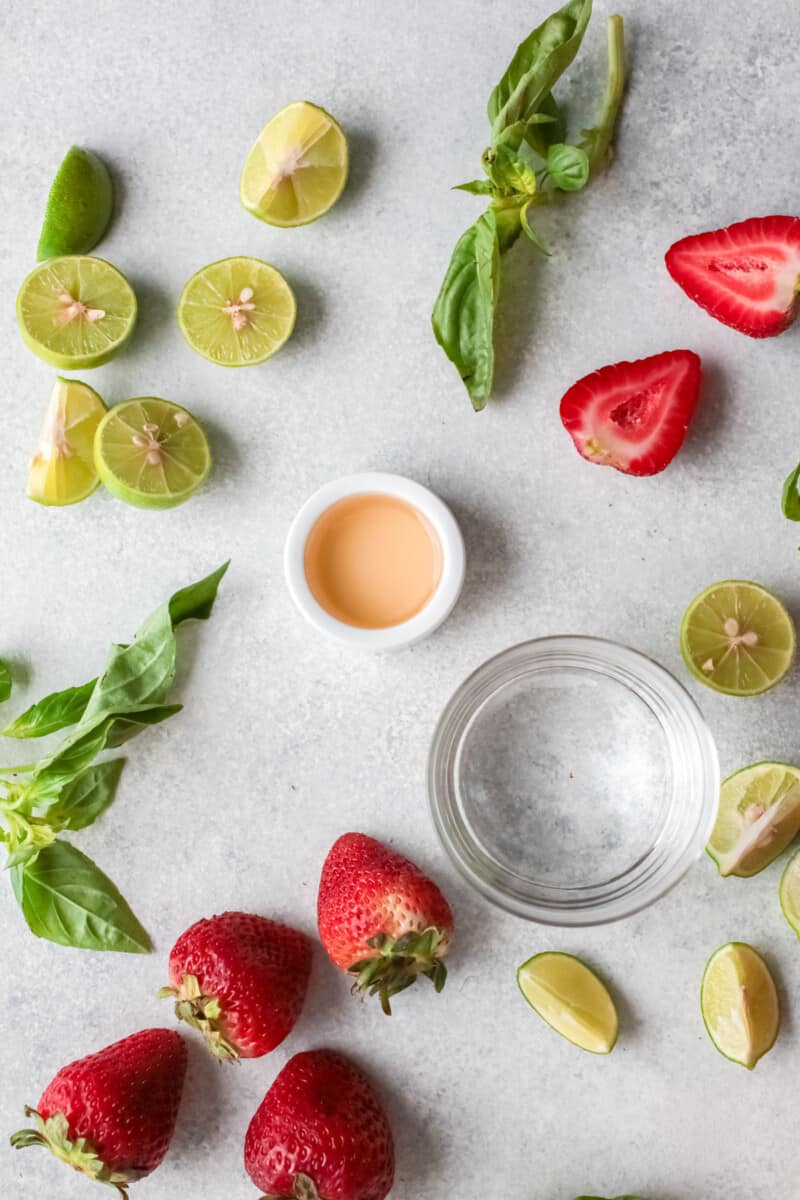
[[284, 472, 466, 650]]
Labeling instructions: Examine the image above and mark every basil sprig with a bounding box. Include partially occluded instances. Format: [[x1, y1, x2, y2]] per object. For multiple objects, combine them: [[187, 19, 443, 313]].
[[0, 562, 228, 953], [432, 0, 627, 410], [0, 661, 11, 704]]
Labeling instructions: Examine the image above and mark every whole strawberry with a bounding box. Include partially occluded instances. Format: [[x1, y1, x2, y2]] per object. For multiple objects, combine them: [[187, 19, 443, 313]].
[[318, 832, 454, 1014], [10, 1028, 186, 1197], [244, 1049, 394, 1200], [159, 911, 312, 1061]]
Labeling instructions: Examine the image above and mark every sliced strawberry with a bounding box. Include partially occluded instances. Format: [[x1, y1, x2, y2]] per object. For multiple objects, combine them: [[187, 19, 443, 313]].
[[665, 215, 800, 337], [559, 349, 702, 476]]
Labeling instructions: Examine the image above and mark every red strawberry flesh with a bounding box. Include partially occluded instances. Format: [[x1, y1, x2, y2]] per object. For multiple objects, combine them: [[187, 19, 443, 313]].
[[665, 215, 800, 337], [244, 1048, 395, 1200], [559, 349, 702, 476]]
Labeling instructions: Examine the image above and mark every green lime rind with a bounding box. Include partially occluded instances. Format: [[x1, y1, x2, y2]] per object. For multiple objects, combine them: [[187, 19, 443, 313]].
[[177, 256, 296, 367], [516, 951, 618, 1055], [16, 256, 137, 370], [94, 398, 211, 510], [708, 761, 800, 878], [779, 847, 800, 938], [37, 146, 113, 260], [700, 941, 779, 1070], [679, 579, 796, 697]]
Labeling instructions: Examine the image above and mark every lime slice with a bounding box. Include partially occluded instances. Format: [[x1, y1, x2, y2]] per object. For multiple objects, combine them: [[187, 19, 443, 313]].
[[94, 398, 210, 510], [37, 146, 113, 260], [701, 942, 779, 1069], [517, 952, 618, 1054], [779, 848, 800, 937], [708, 761, 800, 877], [177, 257, 296, 368], [27, 377, 106, 507], [680, 579, 795, 696], [240, 100, 348, 227], [17, 256, 137, 370]]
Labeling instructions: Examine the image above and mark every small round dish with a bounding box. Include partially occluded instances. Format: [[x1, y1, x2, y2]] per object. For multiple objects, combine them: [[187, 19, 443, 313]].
[[428, 636, 719, 926], [284, 473, 465, 650]]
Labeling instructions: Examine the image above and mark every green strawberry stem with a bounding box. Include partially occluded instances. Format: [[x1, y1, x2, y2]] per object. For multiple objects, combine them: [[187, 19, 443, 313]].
[[10, 1107, 131, 1197], [158, 973, 239, 1062], [348, 927, 449, 1016]]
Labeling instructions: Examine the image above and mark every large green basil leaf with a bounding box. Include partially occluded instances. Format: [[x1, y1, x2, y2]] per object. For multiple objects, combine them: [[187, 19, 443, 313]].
[[432, 210, 500, 411], [3, 678, 97, 740], [11, 839, 151, 953], [488, 0, 592, 146], [0, 661, 11, 704], [46, 760, 125, 832], [168, 560, 230, 626]]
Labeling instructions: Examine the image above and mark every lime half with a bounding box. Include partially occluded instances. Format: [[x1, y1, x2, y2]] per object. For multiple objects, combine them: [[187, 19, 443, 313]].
[[701, 942, 779, 1069], [37, 146, 113, 260], [779, 848, 800, 937], [517, 952, 618, 1054], [240, 100, 348, 227], [94, 398, 210, 509], [27, 378, 106, 506], [680, 580, 795, 696], [177, 256, 296, 367], [709, 761, 800, 877], [17, 256, 137, 370]]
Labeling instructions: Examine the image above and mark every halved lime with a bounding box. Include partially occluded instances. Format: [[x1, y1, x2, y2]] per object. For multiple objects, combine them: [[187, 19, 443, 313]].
[[701, 942, 779, 1069], [27, 377, 106, 507], [709, 761, 800, 877], [94, 398, 210, 510], [779, 848, 800, 937], [517, 952, 618, 1054], [177, 256, 296, 367], [17, 256, 137, 370], [680, 580, 795, 696], [37, 146, 113, 260], [240, 100, 348, 227]]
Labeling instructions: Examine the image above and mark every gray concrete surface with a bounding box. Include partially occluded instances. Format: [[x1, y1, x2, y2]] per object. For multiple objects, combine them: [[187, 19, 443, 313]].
[[1, 2, 798, 1197]]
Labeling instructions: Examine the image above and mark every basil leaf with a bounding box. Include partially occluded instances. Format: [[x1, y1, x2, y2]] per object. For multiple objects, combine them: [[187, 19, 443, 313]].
[[483, 144, 538, 196], [0, 661, 11, 704], [168, 560, 230, 626], [546, 142, 590, 190], [521, 91, 565, 157], [521, 201, 551, 255], [46, 760, 125, 832], [782, 462, 800, 520], [432, 210, 499, 411], [2, 678, 97, 739], [11, 839, 151, 953], [494, 203, 525, 254], [488, 0, 592, 147], [453, 180, 494, 195]]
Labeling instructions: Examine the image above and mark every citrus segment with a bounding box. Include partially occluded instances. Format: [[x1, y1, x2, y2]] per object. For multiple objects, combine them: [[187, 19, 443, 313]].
[[709, 761, 800, 877], [177, 256, 296, 367], [701, 942, 779, 1069], [94, 398, 210, 510], [17, 256, 137, 370], [27, 378, 106, 506], [680, 579, 795, 696], [240, 101, 348, 227], [779, 848, 800, 937], [517, 952, 618, 1054], [37, 146, 113, 260]]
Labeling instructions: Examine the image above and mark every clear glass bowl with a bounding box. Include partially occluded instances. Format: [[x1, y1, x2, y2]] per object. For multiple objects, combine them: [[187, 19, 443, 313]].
[[428, 636, 719, 926]]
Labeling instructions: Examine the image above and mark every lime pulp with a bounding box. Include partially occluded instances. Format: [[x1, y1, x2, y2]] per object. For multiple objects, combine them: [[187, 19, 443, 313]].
[[27, 378, 106, 507], [516, 952, 618, 1054], [37, 146, 113, 260], [177, 256, 296, 367], [700, 942, 779, 1069], [708, 761, 800, 877], [779, 848, 800, 937], [94, 398, 210, 510]]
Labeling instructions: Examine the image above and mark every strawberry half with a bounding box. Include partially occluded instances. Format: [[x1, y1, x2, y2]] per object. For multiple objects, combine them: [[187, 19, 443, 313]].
[[10, 1028, 186, 1197], [317, 832, 454, 1015], [159, 911, 312, 1061], [665, 215, 800, 337], [244, 1049, 395, 1200], [559, 349, 702, 476]]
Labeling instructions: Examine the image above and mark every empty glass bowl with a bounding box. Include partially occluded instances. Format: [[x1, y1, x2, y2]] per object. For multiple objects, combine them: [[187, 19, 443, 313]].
[[428, 636, 719, 926]]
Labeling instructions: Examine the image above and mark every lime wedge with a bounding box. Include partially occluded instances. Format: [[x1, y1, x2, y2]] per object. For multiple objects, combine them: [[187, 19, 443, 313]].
[[779, 848, 800, 937], [177, 257, 295, 367], [27, 378, 106, 507], [680, 579, 795, 696], [17, 256, 137, 370], [709, 761, 800, 877], [37, 146, 113, 260], [240, 100, 348, 227], [94, 398, 210, 510], [517, 952, 618, 1054], [701, 942, 779, 1069]]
